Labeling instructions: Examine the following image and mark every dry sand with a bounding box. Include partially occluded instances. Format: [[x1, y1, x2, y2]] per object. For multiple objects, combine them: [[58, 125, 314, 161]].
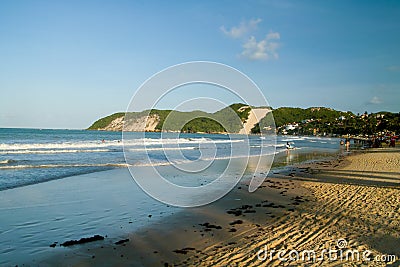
[[45, 148, 400, 266]]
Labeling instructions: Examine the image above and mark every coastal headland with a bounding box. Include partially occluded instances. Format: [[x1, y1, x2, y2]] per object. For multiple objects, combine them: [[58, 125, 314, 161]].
[[88, 104, 400, 138]]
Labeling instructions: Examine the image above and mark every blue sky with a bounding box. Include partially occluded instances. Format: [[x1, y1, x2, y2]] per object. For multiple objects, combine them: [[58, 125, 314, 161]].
[[0, 0, 399, 129]]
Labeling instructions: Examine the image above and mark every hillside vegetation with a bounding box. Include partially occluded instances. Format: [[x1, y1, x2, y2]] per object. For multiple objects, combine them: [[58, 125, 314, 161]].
[[88, 112, 125, 130], [88, 105, 400, 136], [252, 107, 400, 135], [88, 103, 258, 133]]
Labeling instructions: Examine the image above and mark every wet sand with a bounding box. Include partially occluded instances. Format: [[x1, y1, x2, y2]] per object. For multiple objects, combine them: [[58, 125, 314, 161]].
[[43, 148, 400, 266]]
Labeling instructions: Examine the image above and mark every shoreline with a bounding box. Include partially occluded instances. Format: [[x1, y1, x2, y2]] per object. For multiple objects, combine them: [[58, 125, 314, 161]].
[[2, 146, 399, 266], [41, 147, 399, 266], [0, 137, 340, 192], [44, 166, 312, 266]]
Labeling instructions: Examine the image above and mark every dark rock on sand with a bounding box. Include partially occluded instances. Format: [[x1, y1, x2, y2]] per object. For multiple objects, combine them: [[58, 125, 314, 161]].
[[229, 220, 243, 225], [115, 238, 130, 245], [262, 202, 275, 207], [227, 204, 257, 216], [173, 247, 196, 254], [243, 209, 256, 213], [199, 222, 222, 230], [227, 209, 242, 216], [61, 235, 104, 247]]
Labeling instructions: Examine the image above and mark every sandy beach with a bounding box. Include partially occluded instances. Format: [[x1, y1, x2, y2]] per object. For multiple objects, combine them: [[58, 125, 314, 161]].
[[37, 147, 399, 266], [2, 1, 400, 266]]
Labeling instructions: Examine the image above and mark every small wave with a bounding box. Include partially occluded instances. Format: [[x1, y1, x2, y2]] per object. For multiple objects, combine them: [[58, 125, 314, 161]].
[[0, 163, 129, 170], [126, 147, 198, 152], [0, 138, 244, 152], [0, 141, 121, 151], [281, 137, 306, 142], [255, 144, 285, 148], [1, 154, 279, 169], [273, 144, 286, 147], [0, 159, 16, 164], [127, 152, 279, 168], [1, 149, 113, 155]]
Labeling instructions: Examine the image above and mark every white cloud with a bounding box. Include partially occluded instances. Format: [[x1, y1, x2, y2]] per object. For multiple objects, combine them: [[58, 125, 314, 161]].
[[266, 32, 280, 40], [221, 19, 281, 61], [368, 96, 383, 104], [220, 18, 262, 39], [241, 32, 280, 61]]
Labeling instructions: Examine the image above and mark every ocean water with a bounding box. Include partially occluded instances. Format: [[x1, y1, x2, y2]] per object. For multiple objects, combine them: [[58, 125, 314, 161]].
[[0, 128, 342, 266], [0, 128, 341, 191]]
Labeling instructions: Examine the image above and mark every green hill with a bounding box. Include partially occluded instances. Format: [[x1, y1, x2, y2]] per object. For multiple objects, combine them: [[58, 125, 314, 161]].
[[88, 112, 125, 130], [88, 105, 400, 136], [88, 103, 255, 133], [252, 107, 399, 135]]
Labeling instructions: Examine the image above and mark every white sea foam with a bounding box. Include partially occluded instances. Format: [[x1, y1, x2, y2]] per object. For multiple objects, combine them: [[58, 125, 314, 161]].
[[126, 147, 198, 152], [0, 163, 129, 170], [0, 138, 243, 152], [273, 144, 286, 147], [2, 146, 216, 155], [281, 136, 306, 141], [0, 151, 278, 170], [251, 144, 285, 148], [0, 159, 14, 164], [2, 149, 113, 154]]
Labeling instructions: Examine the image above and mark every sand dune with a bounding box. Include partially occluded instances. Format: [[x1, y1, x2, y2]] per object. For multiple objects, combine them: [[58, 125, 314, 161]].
[[239, 108, 270, 134]]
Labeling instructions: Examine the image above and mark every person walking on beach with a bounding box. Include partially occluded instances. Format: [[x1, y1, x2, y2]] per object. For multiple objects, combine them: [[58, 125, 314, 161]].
[[345, 139, 350, 151], [389, 136, 396, 147], [286, 142, 292, 150]]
